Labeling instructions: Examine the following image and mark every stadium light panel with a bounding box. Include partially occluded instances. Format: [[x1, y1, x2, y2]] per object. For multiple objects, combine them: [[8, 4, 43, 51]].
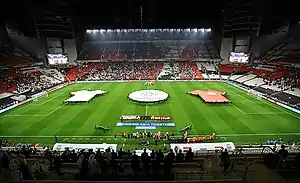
[[85, 28, 212, 34]]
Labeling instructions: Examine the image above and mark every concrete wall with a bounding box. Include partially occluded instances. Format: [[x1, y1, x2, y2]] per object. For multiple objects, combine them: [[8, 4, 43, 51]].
[[47, 38, 63, 53], [0, 23, 9, 50], [8, 31, 45, 59], [251, 26, 288, 59], [234, 37, 249, 53], [64, 39, 77, 63], [220, 37, 233, 64]]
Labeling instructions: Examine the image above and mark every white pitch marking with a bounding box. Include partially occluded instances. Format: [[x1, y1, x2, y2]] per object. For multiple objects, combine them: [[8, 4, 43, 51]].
[[1, 133, 299, 138], [3, 104, 66, 117], [40, 93, 63, 105], [45, 104, 66, 116], [259, 99, 300, 120], [245, 112, 286, 115], [230, 103, 246, 114], [145, 105, 148, 116], [225, 83, 300, 120], [200, 82, 209, 90], [220, 133, 300, 137], [4, 114, 48, 117]]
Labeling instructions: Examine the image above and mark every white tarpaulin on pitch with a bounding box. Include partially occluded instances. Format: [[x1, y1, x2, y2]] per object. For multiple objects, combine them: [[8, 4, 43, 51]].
[[170, 142, 235, 153], [64, 90, 106, 102], [53, 143, 117, 152]]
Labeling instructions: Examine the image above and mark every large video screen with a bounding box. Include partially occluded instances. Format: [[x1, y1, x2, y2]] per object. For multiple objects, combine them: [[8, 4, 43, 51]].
[[47, 54, 68, 65], [229, 52, 250, 63]]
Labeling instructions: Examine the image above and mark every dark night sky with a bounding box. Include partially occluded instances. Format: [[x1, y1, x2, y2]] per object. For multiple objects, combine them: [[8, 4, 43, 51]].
[[1, 0, 299, 35], [73, 0, 224, 29]]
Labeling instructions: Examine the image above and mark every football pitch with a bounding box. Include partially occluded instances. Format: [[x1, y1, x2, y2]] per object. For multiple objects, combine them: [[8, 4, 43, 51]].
[[0, 81, 300, 148]]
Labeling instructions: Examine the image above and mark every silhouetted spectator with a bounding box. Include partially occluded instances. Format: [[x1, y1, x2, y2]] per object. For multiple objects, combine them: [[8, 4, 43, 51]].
[[164, 149, 175, 177], [81, 157, 89, 178], [53, 155, 62, 173], [150, 150, 156, 159], [221, 149, 230, 175], [111, 150, 117, 160], [185, 148, 194, 161], [31, 161, 43, 180], [141, 149, 149, 162], [142, 151, 150, 175], [210, 150, 221, 178], [156, 149, 164, 162], [2, 152, 9, 172], [77, 155, 84, 175], [174, 146, 178, 154], [176, 149, 184, 161], [166, 149, 175, 162], [118, 148, 125, 158], [131, 151, 140, 176], [70, 149, 78, 162], [278, 145, 288, 160]]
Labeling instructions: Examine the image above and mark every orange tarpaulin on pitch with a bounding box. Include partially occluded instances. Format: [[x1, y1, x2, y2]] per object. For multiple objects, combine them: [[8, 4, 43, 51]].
[[188, 90, 230, 103]]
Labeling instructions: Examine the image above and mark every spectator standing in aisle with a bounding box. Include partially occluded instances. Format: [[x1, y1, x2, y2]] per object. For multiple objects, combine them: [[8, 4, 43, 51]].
[[164, 149, 175, 176], [31, 161, 43, 180], [53, 154, 62, 174], [209, 150, 221, 178], [278, 145, 288, 161], [141, 149, 150, 175], [131, 151, 140, 178], [221, 149, 230, 175]]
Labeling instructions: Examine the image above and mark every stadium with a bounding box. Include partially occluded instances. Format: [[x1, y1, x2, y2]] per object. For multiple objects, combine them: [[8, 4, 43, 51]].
[[0, 0, 300, 182]]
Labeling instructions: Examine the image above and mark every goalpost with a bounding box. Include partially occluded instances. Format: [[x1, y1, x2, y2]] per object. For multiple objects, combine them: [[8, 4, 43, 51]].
[[248, 89, 261, 99], [32, 91, 48, 102], [33, 96, 39, 102]]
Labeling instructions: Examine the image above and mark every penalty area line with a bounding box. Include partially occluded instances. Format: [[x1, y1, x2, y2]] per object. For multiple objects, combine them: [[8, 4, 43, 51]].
[[226, 83, 300, 120], [46, 104, 66, 116], [230, 103, 246, 114], [40, 93, 63, 105], [3, 103, 66, 117]]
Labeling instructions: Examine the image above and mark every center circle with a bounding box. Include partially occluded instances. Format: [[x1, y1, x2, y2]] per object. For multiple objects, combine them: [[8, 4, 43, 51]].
[[128, 90, 168, 103]]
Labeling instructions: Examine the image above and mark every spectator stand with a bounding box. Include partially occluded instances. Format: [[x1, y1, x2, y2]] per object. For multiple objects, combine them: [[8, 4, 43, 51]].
[[1, 137, 300, 181]]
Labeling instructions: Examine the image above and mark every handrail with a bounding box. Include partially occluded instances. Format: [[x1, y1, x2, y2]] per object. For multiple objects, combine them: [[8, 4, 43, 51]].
[[259, 146, 281, 160], [8, 180, 244, 183]]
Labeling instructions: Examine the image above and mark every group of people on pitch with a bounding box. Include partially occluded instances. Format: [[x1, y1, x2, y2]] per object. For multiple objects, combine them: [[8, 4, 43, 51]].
[[117, 131, 176, 140]]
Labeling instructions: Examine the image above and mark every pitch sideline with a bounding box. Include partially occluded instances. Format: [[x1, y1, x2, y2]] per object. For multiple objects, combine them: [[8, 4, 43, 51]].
[[3, 104, 66, 117], [1, 132, 299, 138]]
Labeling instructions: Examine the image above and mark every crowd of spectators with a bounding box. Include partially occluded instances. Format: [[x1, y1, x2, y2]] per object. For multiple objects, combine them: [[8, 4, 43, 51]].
[[2, 138, 300, 181], [16, 73, 62, 94], [81, 62, 163, 81], [80, 61, 203, 81], [0, 70, 63, 95], [265, 72, 300, 91], [0, 142, 236, 181]]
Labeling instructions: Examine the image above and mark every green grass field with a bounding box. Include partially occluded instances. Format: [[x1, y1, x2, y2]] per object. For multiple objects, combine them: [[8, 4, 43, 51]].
[[0, 81, 300, 149]]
